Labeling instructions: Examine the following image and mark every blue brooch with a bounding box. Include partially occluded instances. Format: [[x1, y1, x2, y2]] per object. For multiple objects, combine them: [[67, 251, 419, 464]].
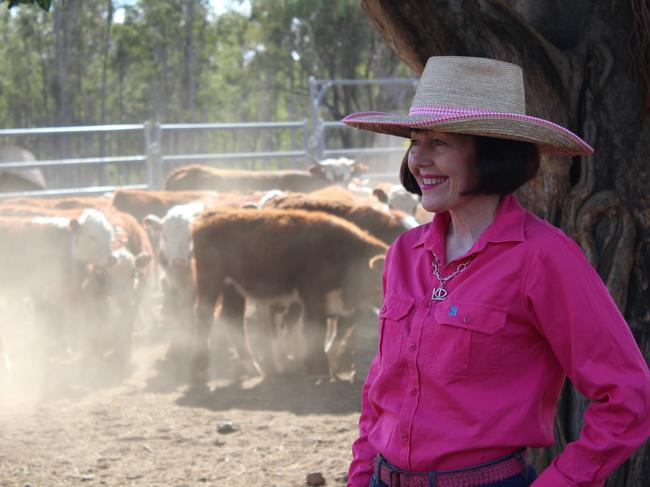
[[449, 305, 458, 317]]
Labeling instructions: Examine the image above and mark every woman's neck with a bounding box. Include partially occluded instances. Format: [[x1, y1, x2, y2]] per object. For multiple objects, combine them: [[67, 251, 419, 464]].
[[445, 194, 501, 263]]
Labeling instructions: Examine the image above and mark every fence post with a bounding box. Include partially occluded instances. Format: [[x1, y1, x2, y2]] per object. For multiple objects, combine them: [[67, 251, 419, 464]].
[[308, 76, 325, 162], [145, 121, 163, 189], [302, 118, 310, 167]]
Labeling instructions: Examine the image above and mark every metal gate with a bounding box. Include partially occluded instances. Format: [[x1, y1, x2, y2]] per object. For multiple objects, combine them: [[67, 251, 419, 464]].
[[0, 77, 416, 198]]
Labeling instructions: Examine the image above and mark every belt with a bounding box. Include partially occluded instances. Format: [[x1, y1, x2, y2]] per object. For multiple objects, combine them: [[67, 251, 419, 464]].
[[374, 449, 528, 487]]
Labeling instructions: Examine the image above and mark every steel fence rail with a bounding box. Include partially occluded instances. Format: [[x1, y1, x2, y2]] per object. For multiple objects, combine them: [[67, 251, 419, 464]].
[[161, 121, 306, 131], [0, 155, 146, 171], [0, 124, 145, 135], [162, 150, 308, 163], [0, 183, 148, 200]]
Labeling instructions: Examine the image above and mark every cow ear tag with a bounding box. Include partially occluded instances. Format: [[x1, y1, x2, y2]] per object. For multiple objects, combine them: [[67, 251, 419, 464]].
[[448, 305, 458, 317]]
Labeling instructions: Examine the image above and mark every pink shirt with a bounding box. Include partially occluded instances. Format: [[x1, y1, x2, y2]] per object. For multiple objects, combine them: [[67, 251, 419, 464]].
[[348, 194, 650, 487]]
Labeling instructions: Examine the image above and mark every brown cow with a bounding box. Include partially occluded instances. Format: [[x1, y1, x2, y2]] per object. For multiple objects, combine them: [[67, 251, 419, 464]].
[[0, 196, 111, 216], [258, 189, 418, 378], [191, 208, 387, 381], [164, 159, 367, 192], [111, 188, 220, 222], [263, 192, 417, 245]]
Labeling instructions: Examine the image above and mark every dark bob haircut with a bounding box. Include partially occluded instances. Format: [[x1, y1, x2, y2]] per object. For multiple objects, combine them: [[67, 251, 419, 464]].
[[400, 136, 540, 196]]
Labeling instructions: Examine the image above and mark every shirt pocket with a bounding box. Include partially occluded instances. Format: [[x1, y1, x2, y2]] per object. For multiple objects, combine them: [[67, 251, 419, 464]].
[[378, 294, 414, 369], [428, 301, 507, 378]]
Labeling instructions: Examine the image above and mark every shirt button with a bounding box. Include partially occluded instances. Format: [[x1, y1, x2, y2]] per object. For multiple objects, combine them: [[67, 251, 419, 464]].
[[410, 388, 418, 396], [424, 300, 432, 308], [409, 343, 417, 351], [463, 316, 471, 324], [401, 434, 408, 443], [380, 305, 387, 312]]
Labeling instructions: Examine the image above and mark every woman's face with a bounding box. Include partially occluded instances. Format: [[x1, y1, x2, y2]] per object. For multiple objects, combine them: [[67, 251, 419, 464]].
[[407, 129, 477, 213]]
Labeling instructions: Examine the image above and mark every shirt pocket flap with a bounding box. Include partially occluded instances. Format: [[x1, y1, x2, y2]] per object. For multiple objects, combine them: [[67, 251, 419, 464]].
[[435, 301, 507, 335], [379, 294, 415, 320]]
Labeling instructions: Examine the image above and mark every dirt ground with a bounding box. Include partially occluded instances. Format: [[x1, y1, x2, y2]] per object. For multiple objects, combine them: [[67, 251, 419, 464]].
[[0, 318, 376, 487]]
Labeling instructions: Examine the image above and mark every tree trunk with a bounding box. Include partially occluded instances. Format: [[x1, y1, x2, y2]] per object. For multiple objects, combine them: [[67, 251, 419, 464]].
[[98, 0, 113, 184], [184, 0, 196, 123], [360, 1, 649, 485]]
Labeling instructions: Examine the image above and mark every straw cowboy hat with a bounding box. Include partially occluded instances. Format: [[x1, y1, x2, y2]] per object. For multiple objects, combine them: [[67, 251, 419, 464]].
[[343, 56, 593, 156]]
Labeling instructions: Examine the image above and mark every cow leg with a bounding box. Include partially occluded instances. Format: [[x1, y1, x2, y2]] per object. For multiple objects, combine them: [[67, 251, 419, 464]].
[[301, 299, 329, 377], [191, 288, 219, 384], [327, 310, 362, 381], [245, 302, 275, 375], [218, 285, 260, 377]]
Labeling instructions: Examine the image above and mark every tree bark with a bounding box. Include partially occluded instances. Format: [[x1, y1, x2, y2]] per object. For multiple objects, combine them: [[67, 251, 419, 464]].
[[360, 1, 649, 485]]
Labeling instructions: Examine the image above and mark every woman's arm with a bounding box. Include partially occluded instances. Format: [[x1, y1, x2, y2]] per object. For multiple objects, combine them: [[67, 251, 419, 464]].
[[347, 356, 381, 487], [523, 232, 650, 486], [347, 245, 394, 487]]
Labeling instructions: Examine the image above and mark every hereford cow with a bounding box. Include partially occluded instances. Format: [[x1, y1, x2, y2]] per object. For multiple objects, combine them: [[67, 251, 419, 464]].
[[262, 192, 417, 245], [259, 189, 418, 378], [164, 158, 367, 192], [0, 205, 153, 361], [191, 208, 387, 381], [142, 198, 263, 370], [111, 188, 219, 223], [0, 195, 110, 210], [142, 202, 204, 355]]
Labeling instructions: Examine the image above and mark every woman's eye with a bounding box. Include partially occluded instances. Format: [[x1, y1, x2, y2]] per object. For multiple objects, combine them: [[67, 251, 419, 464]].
[[433, 139, 446, 146]]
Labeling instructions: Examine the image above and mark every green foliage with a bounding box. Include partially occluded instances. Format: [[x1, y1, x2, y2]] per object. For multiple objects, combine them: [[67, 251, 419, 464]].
[[0, 0, 411, 161], [2, 0, 51, 12]]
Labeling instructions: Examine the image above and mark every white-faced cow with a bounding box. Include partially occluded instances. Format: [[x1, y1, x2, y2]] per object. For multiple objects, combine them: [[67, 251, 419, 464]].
[[142, 202, 205, 356], [0, 205, 153, 362]]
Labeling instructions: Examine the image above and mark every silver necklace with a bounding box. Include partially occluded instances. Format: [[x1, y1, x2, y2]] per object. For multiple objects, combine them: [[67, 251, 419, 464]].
[[431, 254, 476, 301]]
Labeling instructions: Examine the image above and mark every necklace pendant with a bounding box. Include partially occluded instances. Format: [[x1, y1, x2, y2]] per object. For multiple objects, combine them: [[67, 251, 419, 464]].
[[431, 286, 448, 301]]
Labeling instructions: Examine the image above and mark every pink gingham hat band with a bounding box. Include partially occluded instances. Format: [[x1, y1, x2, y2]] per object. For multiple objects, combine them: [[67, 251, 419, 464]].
[[342, 57, 593, 156]]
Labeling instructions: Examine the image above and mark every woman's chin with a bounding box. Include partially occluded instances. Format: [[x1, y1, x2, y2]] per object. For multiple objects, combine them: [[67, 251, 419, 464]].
[[420, 197, 448, 214]]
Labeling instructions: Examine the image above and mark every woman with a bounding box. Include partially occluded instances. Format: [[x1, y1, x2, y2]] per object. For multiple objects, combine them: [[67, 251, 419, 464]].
[[342, 57, 650, 487]]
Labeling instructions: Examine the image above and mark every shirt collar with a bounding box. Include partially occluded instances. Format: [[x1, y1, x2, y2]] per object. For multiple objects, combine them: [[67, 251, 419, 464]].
[[412, 194, 526, 260]]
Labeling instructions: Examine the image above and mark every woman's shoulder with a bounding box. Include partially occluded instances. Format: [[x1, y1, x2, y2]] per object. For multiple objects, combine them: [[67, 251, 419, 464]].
[[521, 210, 590, 266], [391, 221, 431, 251]]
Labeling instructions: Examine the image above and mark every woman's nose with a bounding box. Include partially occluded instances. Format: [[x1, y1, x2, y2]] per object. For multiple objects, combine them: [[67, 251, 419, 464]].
[[410, 150, 434, 168]]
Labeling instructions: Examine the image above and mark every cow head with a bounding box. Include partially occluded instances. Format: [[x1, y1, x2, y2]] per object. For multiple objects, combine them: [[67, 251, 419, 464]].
[[373, 184, 420, 216], [105, 248, 151, 299], [308, 158, 368, 184], [143, 202, 204, 269], [69, 209, 114, 267]]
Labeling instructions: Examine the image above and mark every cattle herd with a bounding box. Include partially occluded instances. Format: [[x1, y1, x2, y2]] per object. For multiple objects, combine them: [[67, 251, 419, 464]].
[[0, 158, 427, 391]]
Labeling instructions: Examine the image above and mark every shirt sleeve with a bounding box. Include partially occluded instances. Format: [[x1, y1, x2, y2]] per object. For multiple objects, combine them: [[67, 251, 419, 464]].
[[347, 245, 393, 487], [523, 232, 650, 486]]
